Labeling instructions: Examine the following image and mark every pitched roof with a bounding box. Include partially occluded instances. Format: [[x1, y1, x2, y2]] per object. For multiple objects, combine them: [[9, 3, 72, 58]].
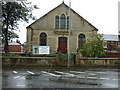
[[103, 34, 119, 41], [27, 2, 98, 31], [8, 42, 21, 45]]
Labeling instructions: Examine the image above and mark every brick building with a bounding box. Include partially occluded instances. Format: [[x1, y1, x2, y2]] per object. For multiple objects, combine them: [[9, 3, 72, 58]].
[[103, 34, 120, 58], [8, 42, 22, 53], [26, 2, 98, 54], [8, 40, 26, 54]]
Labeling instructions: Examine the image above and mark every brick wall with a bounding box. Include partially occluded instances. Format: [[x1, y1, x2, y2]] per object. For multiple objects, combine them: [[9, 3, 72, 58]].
[[8, 45, 21, 53]]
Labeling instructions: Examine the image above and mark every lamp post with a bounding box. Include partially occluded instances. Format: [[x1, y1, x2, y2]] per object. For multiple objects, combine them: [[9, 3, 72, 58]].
[[67, 0, 71, 68]]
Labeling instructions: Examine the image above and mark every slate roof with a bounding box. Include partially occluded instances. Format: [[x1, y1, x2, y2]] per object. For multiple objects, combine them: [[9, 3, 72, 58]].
[[8, 42, 21, 45], [103, 34, 119, 41]]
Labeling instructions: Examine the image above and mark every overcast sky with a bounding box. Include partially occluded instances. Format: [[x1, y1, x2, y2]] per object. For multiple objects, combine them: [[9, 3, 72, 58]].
[[16, 0, 119, 43]]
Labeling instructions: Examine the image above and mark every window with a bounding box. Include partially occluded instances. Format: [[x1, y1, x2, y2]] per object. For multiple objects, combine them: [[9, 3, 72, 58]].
[[40, 32, 47, 46], [67, 16, 69, 30], [118, 41, 120, 47], [78, 34, 85, 49], [60, 14, 66, 29], [55, 14, 69, 29], [55, 16, 59, 29]]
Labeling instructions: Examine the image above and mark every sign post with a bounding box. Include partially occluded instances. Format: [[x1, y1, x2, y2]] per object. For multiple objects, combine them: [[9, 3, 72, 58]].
[[67, 0, 71, 68]]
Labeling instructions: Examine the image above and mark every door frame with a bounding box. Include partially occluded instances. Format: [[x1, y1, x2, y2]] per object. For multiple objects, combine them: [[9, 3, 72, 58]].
[[58, 37, 67, 53]]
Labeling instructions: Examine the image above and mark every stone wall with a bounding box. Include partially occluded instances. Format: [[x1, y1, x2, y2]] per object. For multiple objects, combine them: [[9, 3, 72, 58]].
[[76, 58, 120, 67], [2, 57, 56, 68], [2, 56, 120, 68]]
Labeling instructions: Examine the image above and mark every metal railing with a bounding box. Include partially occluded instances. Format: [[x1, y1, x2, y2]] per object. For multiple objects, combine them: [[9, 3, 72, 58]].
[[79, 58, 120, 60], [2, 56, 56, 60]]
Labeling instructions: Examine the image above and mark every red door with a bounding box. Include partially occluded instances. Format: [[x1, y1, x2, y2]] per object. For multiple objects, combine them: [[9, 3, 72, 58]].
[[58, 37, 67, 54]]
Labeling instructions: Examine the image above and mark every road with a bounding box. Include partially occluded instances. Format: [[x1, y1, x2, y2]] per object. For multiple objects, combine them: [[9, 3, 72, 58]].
[[2, 67, 120, 88]]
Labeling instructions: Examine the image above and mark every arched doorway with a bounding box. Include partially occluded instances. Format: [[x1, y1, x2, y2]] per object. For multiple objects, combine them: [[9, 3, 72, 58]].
[[58, 37, 67, 54]]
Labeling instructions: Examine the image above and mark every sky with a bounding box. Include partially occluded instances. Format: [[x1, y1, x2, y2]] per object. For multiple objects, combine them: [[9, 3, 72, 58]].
[[16, 0, 119, 43]]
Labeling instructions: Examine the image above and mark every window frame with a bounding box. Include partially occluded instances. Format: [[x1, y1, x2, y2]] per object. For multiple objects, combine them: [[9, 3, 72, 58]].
[[55, 16, 59, 29], [60, 13, 66, 29], [78, 34, 86, 49], [40, 32, 47, 46]]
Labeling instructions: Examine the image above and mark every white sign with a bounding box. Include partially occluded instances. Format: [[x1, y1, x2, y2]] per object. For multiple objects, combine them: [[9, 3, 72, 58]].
[[33, 46, 50, 54], [33, 46, 39, 54], [39, 46, 50, 54]]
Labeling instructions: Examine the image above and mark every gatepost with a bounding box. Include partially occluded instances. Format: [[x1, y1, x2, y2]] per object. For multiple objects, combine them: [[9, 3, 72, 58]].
[[76, 52, 82, 66], [55, 53, 60, 66]]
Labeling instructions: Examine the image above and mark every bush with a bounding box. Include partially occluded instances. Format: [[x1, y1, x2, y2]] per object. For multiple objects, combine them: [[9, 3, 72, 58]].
[[48, 53, 56, 57], [2, 53, 21, 57], [59, 53, 75, 61], [79, 34, 107, 58], [59, 53, 67, 60], [69, 53, 76, 60], [29, 53, 56, 57]]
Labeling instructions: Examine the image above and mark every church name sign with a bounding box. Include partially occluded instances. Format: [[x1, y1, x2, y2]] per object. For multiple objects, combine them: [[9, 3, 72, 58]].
[[33, 46, 50, 54]]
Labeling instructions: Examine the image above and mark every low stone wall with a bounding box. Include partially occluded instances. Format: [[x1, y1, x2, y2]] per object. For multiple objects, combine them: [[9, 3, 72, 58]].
[[76, 58, 120, 67], [2, 56, 120, 68], [2, 57, 56, 68]]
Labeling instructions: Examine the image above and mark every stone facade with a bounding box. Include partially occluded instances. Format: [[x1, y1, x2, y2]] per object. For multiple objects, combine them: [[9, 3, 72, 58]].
[[26, 2, 98, 54]]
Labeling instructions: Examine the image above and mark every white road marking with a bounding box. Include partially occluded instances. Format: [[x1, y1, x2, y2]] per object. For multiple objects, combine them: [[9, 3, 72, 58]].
[[104, 84, 118, 87], [42, 71, 117, 81], [54, 71, 99, 79], [20, 77, 25, 79], [95, 72, 108, 74], [87, 77, 97, 79], [16, 85, 26, 87], [13, 71, 17, 74], [70, 71, 86, 74], [27, 71, 35, 75], [55, 71, 75, 76], [88, 73, 97, 76], [14, 76, 20, 79], [70, 71, 97, 76], [113, 78, 118, 80], [100, 78, 110, 80], [41, 71, 61, 77]]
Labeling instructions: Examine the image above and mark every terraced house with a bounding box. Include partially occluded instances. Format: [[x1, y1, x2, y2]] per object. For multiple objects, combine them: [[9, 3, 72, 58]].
[[26, 2, 98, 54]]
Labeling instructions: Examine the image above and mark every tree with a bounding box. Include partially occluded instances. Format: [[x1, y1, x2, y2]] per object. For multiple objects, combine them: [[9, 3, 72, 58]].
[[8, 31, 19, 40], [1, 1, 38, 53], [80, 34, 106, 57]]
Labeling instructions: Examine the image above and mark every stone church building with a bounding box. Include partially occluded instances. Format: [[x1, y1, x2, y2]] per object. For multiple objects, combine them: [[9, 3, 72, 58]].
[[26, 2, 98, 54]]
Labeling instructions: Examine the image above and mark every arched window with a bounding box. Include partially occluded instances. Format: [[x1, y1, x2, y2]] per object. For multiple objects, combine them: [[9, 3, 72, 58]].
[[40, 32, 47, 46], [60, 13, 66, 29], [55, 16, 59, 29], [67, 16, 69, 30], [78, 34, 85, 49]]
